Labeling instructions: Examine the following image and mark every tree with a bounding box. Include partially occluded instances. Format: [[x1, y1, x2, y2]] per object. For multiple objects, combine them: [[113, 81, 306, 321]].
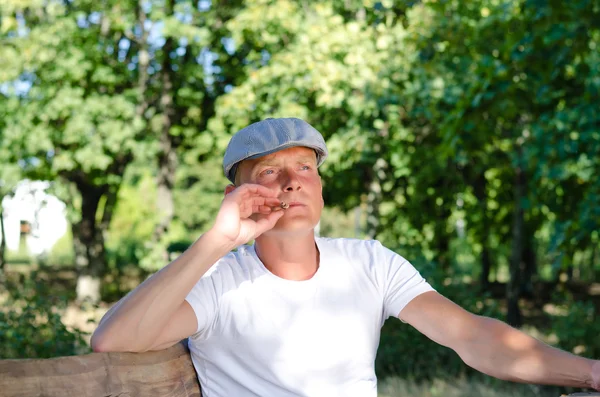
[[401, 0, 600, 325], [0, 84, 26, 276], [1, 0, 148, 301]]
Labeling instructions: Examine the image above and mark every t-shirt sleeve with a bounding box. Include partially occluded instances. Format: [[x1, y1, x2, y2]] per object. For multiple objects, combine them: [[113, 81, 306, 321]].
[[373, 241, 435, 320], [184, 264, 222, 340]]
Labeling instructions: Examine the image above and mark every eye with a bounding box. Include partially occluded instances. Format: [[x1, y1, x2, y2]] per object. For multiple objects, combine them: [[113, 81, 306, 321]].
[[263, 169, 274, 175], [300, 165, 311, 170]]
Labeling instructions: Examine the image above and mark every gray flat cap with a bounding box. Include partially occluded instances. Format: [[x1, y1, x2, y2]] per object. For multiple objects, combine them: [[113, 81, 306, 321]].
[[223, 117, 328, 183]]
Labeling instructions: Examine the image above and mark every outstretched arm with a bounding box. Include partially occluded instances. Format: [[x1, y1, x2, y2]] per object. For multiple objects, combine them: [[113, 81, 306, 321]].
[[399, 291, 600, 391]]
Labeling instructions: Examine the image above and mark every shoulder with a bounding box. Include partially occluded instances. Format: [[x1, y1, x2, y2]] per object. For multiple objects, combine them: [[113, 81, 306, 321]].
[[317, 237, 398, 272], [317, 236, 388, 259], [318, 237, 413, 273]]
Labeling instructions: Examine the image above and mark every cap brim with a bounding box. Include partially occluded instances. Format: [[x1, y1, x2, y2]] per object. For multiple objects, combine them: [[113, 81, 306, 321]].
[[227, 143, 327, 183]]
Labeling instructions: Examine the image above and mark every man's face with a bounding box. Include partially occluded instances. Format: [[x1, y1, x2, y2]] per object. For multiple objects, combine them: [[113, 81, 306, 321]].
[[236, 146, 324, 235]]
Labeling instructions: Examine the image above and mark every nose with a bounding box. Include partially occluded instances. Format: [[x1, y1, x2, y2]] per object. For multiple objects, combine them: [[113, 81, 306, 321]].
[[282, 168, 301, 192]]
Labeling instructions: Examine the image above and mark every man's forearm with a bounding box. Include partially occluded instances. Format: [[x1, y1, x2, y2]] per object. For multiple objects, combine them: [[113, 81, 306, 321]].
[[458, 317, 595, 389], [91, 231, 233, 352]]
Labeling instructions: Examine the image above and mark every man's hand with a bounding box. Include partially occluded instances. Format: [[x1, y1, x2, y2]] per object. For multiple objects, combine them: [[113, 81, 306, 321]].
[[209, 183, 285, 248]]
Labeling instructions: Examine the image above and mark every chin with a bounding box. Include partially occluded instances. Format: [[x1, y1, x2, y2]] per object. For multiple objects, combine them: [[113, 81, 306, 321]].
[[269, 218, 319, 235]]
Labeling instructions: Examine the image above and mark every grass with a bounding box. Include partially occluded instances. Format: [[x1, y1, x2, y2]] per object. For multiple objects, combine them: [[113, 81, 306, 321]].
[[379, 377, 565, 397]]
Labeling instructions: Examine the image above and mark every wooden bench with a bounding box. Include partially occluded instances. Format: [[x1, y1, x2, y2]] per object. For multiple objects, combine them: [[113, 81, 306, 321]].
[[0, 340, 201, 397], [1, 342, 598, 397]]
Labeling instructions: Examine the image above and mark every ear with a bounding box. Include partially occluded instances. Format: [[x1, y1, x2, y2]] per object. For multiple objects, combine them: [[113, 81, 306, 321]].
[[224, 184, 236, 196]]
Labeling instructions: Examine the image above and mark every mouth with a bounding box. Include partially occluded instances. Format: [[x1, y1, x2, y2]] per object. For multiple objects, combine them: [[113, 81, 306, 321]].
[[278, 201, 305, 209]]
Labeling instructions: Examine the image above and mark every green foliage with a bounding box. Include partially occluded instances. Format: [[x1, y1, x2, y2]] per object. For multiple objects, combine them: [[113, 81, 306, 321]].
[[0, 272, 89, 359], [137, 219, 191, 271], [551, 297, 600, 359], [43, 227, 75, 267], [1, 0, 146, 179], [319, 206, 361, 239], [4, 248, 33, 266], [174, 155, 227, 235], [105, 171, 159, 269], [105, 166, 214, 271]]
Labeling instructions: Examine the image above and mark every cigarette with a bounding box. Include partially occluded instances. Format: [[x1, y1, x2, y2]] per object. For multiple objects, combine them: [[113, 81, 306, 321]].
[[280, 201, 289, 209]]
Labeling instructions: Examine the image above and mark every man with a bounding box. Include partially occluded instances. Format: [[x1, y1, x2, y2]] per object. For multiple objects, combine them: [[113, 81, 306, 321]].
[[92, 117, 599, 397]]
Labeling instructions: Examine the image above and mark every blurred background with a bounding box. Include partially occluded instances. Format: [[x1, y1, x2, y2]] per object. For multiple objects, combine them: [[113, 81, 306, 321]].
[[0, 0, 599, 395]]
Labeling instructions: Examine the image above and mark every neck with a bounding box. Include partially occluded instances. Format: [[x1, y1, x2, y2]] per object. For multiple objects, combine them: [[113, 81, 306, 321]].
[[254, 231, 319, 281]]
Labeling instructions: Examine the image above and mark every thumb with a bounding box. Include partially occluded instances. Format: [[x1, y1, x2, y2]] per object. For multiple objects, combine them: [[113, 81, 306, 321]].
[[254, 210, 284, 237]]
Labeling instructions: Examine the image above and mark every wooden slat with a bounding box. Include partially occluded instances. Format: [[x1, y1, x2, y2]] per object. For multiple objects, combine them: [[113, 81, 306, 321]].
[[0, 340, 201, 397]]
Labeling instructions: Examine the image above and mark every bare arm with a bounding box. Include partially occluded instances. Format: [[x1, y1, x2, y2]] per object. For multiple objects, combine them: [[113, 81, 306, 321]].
[[399, 291, 599, 390], [91, 184, 284, 353], [91, 232, 230, 352]]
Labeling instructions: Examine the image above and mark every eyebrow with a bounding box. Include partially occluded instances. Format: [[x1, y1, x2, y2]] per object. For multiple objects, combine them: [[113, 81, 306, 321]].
[[253, 159, 279, 169], [293, 156, 317, 164], [254, 156, 316, 168]]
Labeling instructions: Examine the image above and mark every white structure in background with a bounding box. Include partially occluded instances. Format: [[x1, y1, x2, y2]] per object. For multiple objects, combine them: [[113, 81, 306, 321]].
[[1, 180, 68, 256]]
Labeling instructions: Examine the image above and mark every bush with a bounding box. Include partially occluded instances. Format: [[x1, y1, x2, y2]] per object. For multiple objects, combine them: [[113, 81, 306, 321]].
[[551, 297, 600, 359], [105, 171, 158, 271], [0, 272, 89, 359], [44, 227, 75, 267]]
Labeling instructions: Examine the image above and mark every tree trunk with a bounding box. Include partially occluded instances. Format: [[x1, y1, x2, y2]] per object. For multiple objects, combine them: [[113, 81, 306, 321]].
[[434, 212, 450, 271], [135, 0, 150, 115], [364, 123, 391, 240], [507, 162, 525, 327], [365, 157, 387, 239], [481, 246, 491, 289], [520, 223, 537, 298], [432, 159, 454, 271], [151, 0, 177, 262], [473, 173, 492, 289], [0, 204, 6, 275], [592, 244, 598, 273], [565, 261, 574, 281], [73, 184, 106, 302]]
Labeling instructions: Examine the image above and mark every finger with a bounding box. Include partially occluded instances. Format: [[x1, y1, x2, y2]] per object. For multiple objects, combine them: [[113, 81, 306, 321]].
[[254, 210, 285, 236], [236, 183, 278, 198], [255, 206, 283, 215], [247, 196, 281, 208], [225, 187, 281, 218], [243, 202, 278, 218], [263, 197, 283, 207], [257, 205, 272, 214], [227, 189, 280, 212]]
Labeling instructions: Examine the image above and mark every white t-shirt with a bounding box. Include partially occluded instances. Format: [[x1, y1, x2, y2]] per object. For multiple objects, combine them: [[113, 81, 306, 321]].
[[185, 237, 434, 397]]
